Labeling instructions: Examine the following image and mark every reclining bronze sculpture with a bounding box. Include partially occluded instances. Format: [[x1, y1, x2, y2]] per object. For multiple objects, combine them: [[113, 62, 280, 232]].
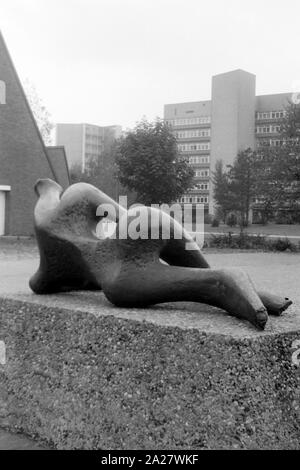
[[30, 179, 293, 330]]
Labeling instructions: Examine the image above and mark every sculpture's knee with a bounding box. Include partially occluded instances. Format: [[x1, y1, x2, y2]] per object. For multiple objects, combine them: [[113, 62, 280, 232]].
[[102, 266, 151, 308]]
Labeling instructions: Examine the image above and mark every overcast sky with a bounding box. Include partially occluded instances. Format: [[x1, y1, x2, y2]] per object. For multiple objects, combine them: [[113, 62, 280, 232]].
[[1, 0, 300, 129]]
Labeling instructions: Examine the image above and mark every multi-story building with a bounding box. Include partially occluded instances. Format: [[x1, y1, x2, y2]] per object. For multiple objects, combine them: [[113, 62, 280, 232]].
[[164, 101, 211, 208], [255, 94, 291, 149], [164, 69, 293, 215], [56, 123, 122, 172]]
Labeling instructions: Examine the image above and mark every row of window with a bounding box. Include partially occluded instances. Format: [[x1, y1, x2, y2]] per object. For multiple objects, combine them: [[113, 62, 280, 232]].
[[175, 129, 211, 139], [178, 143, 210, 152], [256, 125, 281, 134], [167, 116, 211, 126], [86, 134, 104, 142], [195, 170, 210, 178], [180, 196, 209, 204], [167, 110, 285, 128], [257, 139, 283, 147], [85, 153, 100, 161], [85, 130, 105, 139], [85, 144, 103, 154], [193, 183, 209, 190], [189, 156, 210, 164], [256, 111, 285, 120]]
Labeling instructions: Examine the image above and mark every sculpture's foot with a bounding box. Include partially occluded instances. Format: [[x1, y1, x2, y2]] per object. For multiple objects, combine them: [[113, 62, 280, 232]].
[[258, 291, 293, 316], [251, 308, 269, 330], [215, 269, 269, 330]]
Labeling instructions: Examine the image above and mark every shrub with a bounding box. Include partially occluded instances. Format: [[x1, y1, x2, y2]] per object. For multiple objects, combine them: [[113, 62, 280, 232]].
[[226, 212, 237, 227], [209, 232, 235, 248], [270, 238, 297, 252], [214, 206, 225, 223], [252, 211, 269, 225], [204, 213, 213, 225], [291, 211, 300, 224], [207, 233, 298, 252], [275, 213, 294, 225], [211, 218, 220, 228]]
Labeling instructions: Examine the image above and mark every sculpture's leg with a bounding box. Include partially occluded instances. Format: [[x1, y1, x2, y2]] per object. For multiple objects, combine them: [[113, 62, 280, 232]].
[[160, 238, 210, 268], [257, 291, 292, 316], [160, 238, 292, 316], [102, 261, 268, 330]]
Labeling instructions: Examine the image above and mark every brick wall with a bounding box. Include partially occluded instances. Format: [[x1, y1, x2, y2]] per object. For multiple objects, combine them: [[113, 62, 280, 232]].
[[0, 32, 69, 235]]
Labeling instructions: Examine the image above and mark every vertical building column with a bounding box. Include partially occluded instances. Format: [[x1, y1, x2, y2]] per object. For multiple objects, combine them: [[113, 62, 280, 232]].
[[209, 70, 256, 214]]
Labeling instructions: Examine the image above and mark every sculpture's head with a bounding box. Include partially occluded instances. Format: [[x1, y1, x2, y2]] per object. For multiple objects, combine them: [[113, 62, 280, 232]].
[[34, 178, 63, 198], [33, 179, 128, 237]]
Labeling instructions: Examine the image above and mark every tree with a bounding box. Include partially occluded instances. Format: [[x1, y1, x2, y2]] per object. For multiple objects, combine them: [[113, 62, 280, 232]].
[[250, 150, 279, 223], [115, 118, 194, 205], [259, 143, 300, 207], [255, 103, 300, 219], [228, 149, 259, 227], [280, 99, 300, 140], [213, 102, 300, 226], [23, 79, 54, 145], [212, 160, 232, 220], [213, 150, 258, 227]]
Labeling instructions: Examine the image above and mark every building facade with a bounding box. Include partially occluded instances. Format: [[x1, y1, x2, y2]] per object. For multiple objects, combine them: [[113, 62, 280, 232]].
[[164, 101, 211, 209], [56, 123, 122, 172], [0, 31, 70, 236], [164, 69, 292, 214]]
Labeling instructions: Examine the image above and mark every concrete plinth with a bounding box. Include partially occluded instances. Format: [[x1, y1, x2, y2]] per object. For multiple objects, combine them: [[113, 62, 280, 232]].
[[0, 292, 299, 449]]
